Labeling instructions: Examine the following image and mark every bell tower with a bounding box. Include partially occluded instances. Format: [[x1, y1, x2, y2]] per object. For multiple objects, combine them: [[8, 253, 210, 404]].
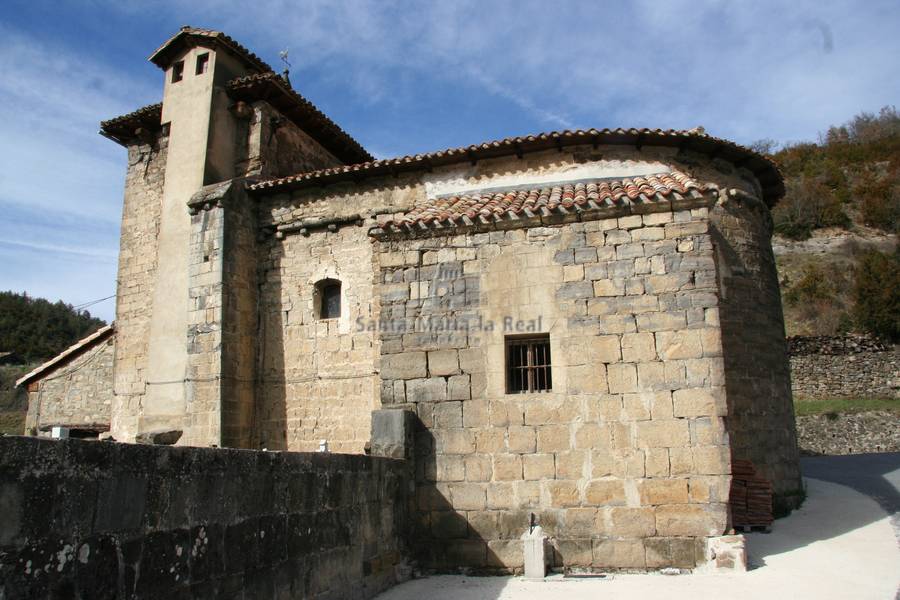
[[137, 28, 265, 440], [105, 27, 370, 447]]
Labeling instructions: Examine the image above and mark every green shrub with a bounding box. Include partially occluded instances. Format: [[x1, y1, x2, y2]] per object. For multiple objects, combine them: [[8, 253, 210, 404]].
[[853, 247, 900, 342], [855, 176, 899, 233], [783, 262, 854, 334], [773, 177, 850, 239], [785, 264, 836, 305]]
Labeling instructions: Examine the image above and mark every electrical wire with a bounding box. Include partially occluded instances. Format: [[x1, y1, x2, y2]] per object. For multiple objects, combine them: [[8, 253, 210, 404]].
[[72, 294, 115, 311]]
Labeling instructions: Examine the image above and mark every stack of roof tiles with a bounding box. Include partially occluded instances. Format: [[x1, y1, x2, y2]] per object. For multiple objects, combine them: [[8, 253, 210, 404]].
[[729, 459, 774, 531], [374, 170, 706, 234]]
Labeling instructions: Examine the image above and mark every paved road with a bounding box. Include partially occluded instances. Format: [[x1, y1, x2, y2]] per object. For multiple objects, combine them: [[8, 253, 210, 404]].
[[802, 452, 900, 536]]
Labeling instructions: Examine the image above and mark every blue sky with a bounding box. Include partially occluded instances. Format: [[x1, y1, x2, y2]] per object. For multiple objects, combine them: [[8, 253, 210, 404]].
[[1, 0, 899, 323]]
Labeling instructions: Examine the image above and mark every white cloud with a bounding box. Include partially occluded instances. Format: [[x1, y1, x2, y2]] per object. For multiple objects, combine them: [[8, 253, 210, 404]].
[[100, 0, 900, 145], [0, 239, 117, 261], [0, 25, 150, 317]]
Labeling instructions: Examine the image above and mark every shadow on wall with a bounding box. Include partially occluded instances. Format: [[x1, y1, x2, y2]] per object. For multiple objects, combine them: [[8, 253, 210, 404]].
[[411, 423, 574, 581], [256, 251, 288, 451], [709, 214, 804, 514], [0, 437, 410, 600], [411, 427, 511, 578], [748, 452, 900, 566]]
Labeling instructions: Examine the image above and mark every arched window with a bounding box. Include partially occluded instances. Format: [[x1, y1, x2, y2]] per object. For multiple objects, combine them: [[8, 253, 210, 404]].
[[315, 279, 342, 319]]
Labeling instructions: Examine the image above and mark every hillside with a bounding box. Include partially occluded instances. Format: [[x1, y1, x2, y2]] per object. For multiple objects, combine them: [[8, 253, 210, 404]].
[[764, 107, 899, 341], [0, 291, 106, 363]]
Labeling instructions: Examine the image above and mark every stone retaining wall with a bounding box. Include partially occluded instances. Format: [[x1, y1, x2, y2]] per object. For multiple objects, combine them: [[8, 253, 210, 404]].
[[788, 335, 899, 399], [0, 437, 409, 600], [796, 411, 900, 456]]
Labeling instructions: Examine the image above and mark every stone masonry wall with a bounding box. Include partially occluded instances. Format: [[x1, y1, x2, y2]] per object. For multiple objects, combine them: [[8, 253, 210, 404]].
[[248, 147, 797, 572], [186, 200, 225, 447], [252, 169, 445, 454], [791, 352, 900, 399], [240, 101, 344, 180], [220, 185, 259, 448], [256, 223, 380, 453], [185, 181, 259, 448], [0, 436, 409, 600], [111, 93, 342, 445], [374, 205, 733, 572], [710, 191, 803, 512], [111, 134, 168, 441], [24, 338, 115, 435], [788, 336, 899, 399]]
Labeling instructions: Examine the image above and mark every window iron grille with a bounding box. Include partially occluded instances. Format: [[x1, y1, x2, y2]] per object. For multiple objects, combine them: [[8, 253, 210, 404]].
[[506, 335, 552, 393]]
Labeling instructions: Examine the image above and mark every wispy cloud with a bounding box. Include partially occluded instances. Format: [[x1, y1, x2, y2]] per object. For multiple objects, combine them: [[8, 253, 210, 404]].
[[0, 239, 117, 261], [0, 23, 149, 319], [100, 0, 900, 145], [461, 66, 575, 130]]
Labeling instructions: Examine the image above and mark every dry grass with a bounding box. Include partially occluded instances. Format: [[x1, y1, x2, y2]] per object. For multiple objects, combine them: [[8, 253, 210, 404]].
[[0, 410, 25, 435]]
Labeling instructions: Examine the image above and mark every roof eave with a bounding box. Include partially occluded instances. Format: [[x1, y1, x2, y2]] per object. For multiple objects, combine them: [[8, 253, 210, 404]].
[[227, 73, 373, 165], [247, 130, 785, 206], [99, 102, 164, 146], [15, 325, 115, 388], [148, 27, 271, 73], [148, 28, 189, 68]]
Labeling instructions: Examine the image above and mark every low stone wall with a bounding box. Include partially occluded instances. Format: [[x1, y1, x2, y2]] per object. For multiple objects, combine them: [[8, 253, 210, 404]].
[[796, 411, 900, 456], [787, 335, 899, 399], [0, 437, 409, 599]]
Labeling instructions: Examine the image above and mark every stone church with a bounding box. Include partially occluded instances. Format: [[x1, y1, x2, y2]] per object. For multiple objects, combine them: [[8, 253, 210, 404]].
[[20, 27, 802, 572]]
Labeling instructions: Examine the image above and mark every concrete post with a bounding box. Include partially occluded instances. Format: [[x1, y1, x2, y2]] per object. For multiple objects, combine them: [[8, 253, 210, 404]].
[[521, 525, 547, 580]]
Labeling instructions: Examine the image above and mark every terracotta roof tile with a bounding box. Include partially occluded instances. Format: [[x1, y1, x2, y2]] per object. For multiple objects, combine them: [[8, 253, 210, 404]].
[[372, 170, 707, 236], [248, 128, 785, 205], [149, 26, 272, 73], [16, 324, 115, 388], [99, 103, 163, 145]]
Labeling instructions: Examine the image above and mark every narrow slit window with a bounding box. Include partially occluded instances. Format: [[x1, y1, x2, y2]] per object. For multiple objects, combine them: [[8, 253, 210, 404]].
[[506, 334, 552, 393], [171, 60, 184, 83], [196, 53, 209, 75], [316, 279, 342, 319]]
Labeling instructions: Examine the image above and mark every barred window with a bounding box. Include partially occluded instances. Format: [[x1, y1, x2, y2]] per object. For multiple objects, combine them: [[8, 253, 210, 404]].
[[506, 335, 552, 393]]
